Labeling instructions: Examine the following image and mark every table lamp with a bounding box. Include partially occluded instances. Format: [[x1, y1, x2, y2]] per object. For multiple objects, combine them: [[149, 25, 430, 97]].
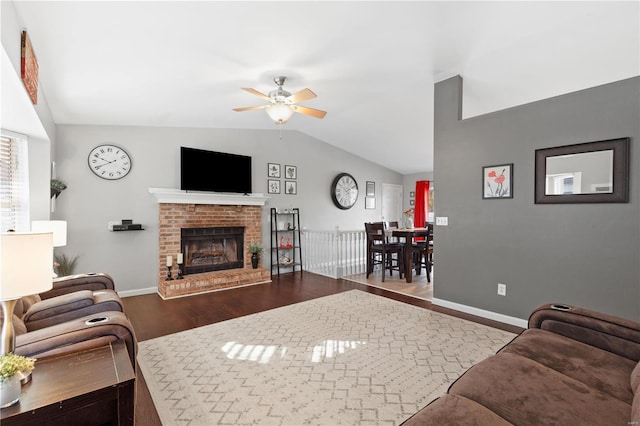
[[31, 220, 67, 247], [31, 220, 67, 277], [0, 232, 54, 355]]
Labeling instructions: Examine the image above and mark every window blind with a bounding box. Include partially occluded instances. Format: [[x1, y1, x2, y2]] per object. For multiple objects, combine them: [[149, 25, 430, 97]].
[[0, 133, 30, 232]]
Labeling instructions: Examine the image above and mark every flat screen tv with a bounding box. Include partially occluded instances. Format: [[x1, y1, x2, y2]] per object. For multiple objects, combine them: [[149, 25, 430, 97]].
[[180, 147, 252, 194]]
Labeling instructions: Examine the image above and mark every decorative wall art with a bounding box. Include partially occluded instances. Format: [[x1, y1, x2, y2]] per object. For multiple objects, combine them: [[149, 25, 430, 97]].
[[268, 179, 280, 194], [365, 197, 375, 209], [268, 163, 281, 178], [285, 181, 297, 195], [483, 163, 513, 199], [21, 31, 39, 105], [366, 181, 375, 197], [285, 165, 297, 179]]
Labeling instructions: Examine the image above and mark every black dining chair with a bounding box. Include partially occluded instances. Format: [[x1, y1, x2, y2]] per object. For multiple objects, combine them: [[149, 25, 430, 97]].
[[411, 223, 433, 282], [365, 222, 404, 282]]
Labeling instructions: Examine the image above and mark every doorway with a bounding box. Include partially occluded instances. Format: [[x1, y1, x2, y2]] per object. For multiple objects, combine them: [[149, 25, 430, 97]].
[[381, 183, 402, 224]]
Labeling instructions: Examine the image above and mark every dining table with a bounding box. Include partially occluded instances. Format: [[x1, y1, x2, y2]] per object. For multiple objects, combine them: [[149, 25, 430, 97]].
[[390, 227, 431, 283]]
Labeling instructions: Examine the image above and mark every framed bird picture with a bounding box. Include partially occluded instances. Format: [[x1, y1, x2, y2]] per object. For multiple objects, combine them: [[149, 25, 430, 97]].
[[483, 163, 513, 199]]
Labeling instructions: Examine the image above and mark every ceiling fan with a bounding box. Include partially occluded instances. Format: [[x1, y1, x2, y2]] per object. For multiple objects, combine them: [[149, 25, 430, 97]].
[[233, 76, 327, 124]]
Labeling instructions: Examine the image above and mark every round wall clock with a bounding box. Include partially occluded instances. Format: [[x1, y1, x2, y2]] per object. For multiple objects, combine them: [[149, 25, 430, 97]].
[[331, 173, 359, 210], [87, 144, 132, 180]]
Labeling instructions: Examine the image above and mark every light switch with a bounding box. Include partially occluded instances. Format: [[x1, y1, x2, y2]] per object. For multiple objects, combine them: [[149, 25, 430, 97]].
[[436, 216, 448, 226]]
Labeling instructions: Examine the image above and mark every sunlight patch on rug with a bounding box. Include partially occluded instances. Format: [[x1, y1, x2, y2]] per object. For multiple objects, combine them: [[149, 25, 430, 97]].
[[138, 290, 515, 425]]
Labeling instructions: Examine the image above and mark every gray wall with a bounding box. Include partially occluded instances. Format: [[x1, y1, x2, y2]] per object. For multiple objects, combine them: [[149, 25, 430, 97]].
[[1, 0, 56, 223], [53, 125, 402, 293], [434, 75, 640, 321]]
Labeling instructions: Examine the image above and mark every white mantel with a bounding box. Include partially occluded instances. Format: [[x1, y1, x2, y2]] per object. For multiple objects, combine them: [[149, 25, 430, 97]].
[[148, 187, 269, 206]]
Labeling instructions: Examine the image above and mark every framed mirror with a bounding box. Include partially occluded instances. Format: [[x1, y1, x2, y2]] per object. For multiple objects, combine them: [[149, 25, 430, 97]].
[[535, 137, 629, 204]]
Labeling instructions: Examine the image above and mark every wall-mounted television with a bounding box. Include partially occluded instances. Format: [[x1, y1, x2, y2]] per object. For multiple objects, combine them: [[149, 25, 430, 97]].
[[180, 147, 252, 194]]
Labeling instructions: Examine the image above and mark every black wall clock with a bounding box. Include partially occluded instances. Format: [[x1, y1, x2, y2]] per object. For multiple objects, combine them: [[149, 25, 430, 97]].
[[331, 173, 359, 209], [88, 144, 132, 180]]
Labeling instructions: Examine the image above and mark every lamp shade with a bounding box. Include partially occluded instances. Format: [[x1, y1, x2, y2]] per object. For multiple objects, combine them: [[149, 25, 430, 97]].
[[31, 220, 67, 247], [266, 103, 294, 124], [0, 232, 53, 301]]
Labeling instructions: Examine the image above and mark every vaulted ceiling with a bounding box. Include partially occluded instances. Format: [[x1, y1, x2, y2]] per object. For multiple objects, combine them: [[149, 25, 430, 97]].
[[7, 1, 639, 174]]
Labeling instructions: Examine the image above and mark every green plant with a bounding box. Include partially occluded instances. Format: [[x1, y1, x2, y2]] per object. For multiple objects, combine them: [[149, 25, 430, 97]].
[[50, 179, 67, 191], [248, 242, 263, 256], [0, 353, 35, 383], [54, 252, 79, 276], [51, 179, 68, 198]]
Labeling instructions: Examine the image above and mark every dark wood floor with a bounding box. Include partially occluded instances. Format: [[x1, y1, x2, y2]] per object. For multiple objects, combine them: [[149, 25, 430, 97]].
[[122, 272, 522, 425]]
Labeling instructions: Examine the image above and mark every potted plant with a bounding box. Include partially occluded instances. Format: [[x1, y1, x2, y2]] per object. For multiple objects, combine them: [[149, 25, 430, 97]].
[[54, 252, 80, 277], [50, 178, 67, 198], [0, 353, 36, 408], [248, 242, 263, 269]]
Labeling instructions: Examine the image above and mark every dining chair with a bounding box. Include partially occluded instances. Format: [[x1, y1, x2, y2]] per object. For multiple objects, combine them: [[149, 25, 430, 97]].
[[365, 222, 404, 282], [411, 223, 433, 282], [385, 221, 400, 243]]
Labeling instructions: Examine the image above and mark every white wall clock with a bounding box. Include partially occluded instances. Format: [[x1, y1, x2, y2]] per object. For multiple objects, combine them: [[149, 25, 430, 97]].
[[331, 172, 359, 210], [88, 144, 132, 180]]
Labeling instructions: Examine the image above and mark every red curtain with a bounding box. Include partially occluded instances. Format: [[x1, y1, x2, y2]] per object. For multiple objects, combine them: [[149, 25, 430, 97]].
[[414, 180, 430, 228]]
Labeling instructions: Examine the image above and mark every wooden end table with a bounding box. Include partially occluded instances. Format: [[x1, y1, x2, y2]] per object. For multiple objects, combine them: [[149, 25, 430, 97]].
[[0, 340, 135, 425]]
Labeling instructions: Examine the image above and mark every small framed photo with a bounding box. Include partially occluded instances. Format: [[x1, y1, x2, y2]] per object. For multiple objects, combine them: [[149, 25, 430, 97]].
[[268, 163, 281, 178], [410, 191, 415, 198], [285, 165, 297, 179], [366, 181, 375, 197], [365, 197, 376, 209], [410, 199, 415, 206], [268, 179, 280, 194], [483, 163, 513, 199], [285, 181, 297, 195]]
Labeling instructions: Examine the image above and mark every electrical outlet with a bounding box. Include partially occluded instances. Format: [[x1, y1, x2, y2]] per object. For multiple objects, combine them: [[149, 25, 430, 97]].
[[436, 216, 448, 226], [497, 283, 507, 296]]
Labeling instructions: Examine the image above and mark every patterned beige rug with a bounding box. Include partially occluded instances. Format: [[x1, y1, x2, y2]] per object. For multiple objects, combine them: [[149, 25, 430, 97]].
[[138, 290, 515, 425]]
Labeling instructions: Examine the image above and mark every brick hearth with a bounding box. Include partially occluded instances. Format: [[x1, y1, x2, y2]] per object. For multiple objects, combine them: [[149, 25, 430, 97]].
[[158, 203, 270, 298]]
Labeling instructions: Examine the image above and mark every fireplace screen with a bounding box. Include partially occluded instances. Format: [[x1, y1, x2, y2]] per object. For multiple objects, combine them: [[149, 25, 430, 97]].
[[181, 227, 244, 274]]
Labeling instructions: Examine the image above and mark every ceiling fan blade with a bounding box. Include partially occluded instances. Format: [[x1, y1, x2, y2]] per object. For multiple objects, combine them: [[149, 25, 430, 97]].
[[287, 88, 317, 104], [291, 105, 327, 119], [241, 87, 271, 101], [233, 105, 267, 112]]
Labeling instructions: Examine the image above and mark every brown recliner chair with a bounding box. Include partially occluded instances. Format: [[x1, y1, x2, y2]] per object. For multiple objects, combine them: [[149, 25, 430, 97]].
[[19, 273, 123, 331], [1, 273, 137, 368], [44, 272, 117, 299]]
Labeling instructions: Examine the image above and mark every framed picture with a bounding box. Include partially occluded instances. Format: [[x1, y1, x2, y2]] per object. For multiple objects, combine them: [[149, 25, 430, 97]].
[[285, 165, 297, 179], [285, 181, 297, 195], [483, 163, 513, 199], [366, 181, 375, 197], [365, 197, 375, 209], [21, 31, 39, 105], [268, 163, 281, 178], [410, 191, 415, 198], [268, 179, 280, 194], [410, 199, 415, 206]]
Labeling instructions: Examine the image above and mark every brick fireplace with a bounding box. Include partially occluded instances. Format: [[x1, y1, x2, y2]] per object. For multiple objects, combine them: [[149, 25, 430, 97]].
[[152, 189, 270, 299]]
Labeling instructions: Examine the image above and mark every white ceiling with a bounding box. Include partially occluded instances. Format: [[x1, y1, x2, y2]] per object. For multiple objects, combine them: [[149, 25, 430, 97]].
[[9, 1, 640, 174]]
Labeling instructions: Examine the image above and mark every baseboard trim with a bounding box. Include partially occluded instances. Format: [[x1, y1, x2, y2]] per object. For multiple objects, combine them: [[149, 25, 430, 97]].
[[432, 298, 528, 329], [118, 287, 158, 298]]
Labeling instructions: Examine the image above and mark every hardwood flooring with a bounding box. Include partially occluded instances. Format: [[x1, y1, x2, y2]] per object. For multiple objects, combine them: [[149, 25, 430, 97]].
[[122, 272, 522, 425]]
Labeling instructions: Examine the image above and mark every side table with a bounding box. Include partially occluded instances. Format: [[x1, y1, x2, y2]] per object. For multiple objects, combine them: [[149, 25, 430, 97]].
[[1, 340, 135, 425]]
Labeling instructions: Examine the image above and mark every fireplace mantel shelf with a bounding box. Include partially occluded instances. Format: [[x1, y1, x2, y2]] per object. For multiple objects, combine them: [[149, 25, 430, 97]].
[[149, 188, 269, 206]]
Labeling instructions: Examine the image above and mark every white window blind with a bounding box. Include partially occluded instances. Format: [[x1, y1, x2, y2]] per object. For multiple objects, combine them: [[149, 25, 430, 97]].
[[0, 133, 30, 232]]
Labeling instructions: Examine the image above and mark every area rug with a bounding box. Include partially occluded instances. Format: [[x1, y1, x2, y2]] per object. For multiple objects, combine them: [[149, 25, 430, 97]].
[[138, 290, 515, 425]]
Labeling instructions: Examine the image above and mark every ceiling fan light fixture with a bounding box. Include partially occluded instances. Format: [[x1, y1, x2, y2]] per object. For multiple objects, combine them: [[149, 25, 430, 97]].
[[266, 103, 294, 124]]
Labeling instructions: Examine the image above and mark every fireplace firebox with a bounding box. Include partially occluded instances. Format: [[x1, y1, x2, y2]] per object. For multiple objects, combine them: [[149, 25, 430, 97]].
[[181, 227, 244, 275]]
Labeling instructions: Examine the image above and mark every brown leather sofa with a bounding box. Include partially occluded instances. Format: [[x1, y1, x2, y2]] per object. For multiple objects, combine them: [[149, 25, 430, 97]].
[[403, 303, 640, 425], [1, 273, 137, 368]]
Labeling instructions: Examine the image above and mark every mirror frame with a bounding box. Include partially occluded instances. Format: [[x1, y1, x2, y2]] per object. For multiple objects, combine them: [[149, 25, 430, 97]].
[[535, 137, 630, 204]]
